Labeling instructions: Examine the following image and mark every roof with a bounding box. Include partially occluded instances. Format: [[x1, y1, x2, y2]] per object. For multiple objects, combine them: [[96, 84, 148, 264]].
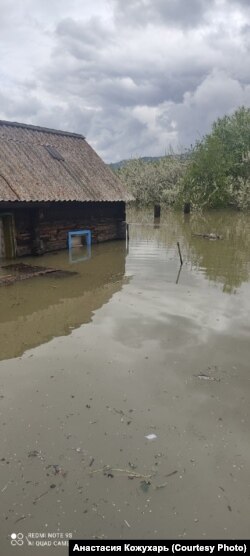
[[0, 120, 132, 203]]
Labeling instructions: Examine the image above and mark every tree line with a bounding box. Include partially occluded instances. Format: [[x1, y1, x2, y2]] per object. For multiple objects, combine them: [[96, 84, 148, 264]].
[[114, 107, 250, 210]]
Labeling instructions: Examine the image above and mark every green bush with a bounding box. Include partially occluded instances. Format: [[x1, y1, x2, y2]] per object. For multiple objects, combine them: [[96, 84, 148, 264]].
[[181, 107, 250, 209]]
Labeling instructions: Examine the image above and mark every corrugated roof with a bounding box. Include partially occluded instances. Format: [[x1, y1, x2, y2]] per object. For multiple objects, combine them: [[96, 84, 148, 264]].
[[0, 120, 132, 203]]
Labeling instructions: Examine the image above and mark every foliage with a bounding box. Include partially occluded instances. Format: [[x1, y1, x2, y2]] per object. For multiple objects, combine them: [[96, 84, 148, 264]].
[[115, 155, 188, 206], [113, 107, 250, 210], [181, 107, 250, 209]]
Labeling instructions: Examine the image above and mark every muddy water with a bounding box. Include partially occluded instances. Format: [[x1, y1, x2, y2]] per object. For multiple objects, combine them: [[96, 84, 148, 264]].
[[0, 208, 250, 554]]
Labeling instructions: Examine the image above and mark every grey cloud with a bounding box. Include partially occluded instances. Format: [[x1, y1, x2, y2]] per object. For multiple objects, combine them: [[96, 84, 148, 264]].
[[57, 17, 111, 46], [1, 0, 250, 162], [0, 92, 42, 120], [50, 16, 114, 68], [231, 0, 250, 5], [40, 54, 207, 112], [90, 71, 250, 161], [154, 71, 250, 148], [112, 0, 215, 28], [88, 107, 158, 162], [41, 15, 211, 109], [35, 104, 94, 136]]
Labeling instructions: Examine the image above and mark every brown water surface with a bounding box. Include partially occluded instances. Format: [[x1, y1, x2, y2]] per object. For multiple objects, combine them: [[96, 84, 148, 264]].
[[0, 208, 250, 554]]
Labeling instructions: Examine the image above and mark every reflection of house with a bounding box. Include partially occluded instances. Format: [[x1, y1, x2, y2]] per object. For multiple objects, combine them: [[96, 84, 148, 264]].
[[0, 243, 127, 360], [0, 120, 131, 258]]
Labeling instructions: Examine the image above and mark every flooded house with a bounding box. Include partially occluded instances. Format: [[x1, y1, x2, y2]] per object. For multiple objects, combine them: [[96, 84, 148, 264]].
[[0, 120, 131, 258]]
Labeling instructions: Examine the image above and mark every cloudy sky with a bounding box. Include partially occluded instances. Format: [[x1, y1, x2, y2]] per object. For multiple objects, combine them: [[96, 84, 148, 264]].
[[0, 0, 250, 162]]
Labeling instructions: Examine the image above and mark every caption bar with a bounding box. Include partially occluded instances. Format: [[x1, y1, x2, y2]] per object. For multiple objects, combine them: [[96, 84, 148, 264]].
[[69, 540, 249, 555]]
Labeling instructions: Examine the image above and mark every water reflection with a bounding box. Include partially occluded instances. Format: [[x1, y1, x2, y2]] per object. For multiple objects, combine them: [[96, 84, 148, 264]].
[[127, 206, 250, 292], [0, 242, 126, 360], [69, 244, 92, 264], [1, 208, 250, 361]]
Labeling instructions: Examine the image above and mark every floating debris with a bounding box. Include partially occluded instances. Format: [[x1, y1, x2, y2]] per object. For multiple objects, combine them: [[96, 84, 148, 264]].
[[27, 450, 44, 460], [112, 408, 125, 416], [73, 447, 86, 454], [128, 462, 137, 470], [33, 491, 49, 505], [90, 465, 153, 480], [14, 515, 27, 524], [193, 233, 223, 240], [165, 470, 178, 478], [194, 373, 220, 382], [47, 464, 68, 478], [140, 480, 151, 493], [145, 434, 157, 441], [155, 482, 168, 490]]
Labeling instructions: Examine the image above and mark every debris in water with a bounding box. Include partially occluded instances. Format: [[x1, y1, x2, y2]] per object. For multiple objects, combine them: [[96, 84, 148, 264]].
[[140, 480, 151, 493], [90, 466, 153, 480], [28, 450, 44, 460], [145, 434, 157, 440], [165, 470, 178, 478], [194, 373, 220, 382], [155, 482, 168, 490], [124, 520, 131, 528], [14, 515, 27, 524], [112, 408, 124, 416], [193, 233, 223, 240], [28, 450, 40, 457], [128, 462, 137, 470], [33, 491, 49, 505]]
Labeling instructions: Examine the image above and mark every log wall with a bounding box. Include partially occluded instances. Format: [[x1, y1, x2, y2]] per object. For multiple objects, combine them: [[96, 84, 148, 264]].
[[0, 201, 126, 257]]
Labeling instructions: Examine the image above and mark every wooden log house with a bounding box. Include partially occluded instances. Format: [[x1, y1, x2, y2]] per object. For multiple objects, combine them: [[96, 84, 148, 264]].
[[0, 120, 131, 258]]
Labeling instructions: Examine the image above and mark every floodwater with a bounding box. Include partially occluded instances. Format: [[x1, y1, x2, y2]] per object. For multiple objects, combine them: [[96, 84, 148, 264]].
[[0, 207, 250, 554]]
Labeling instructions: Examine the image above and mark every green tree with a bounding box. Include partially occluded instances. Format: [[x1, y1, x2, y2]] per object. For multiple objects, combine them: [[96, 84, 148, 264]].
[[181, 106, 250, 209]]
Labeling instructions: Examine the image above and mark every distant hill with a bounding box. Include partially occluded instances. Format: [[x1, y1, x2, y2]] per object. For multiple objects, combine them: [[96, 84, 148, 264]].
[[109, 154, 189, 170], [109, 156, 164, 170]]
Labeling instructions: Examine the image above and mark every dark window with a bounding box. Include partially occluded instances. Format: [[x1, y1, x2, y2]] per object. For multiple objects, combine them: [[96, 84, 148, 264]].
[[44, 145, 65, 161]]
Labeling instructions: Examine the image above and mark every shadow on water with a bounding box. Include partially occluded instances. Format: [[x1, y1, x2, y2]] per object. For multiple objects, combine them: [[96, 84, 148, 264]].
[[0, 242, 127, 361]]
